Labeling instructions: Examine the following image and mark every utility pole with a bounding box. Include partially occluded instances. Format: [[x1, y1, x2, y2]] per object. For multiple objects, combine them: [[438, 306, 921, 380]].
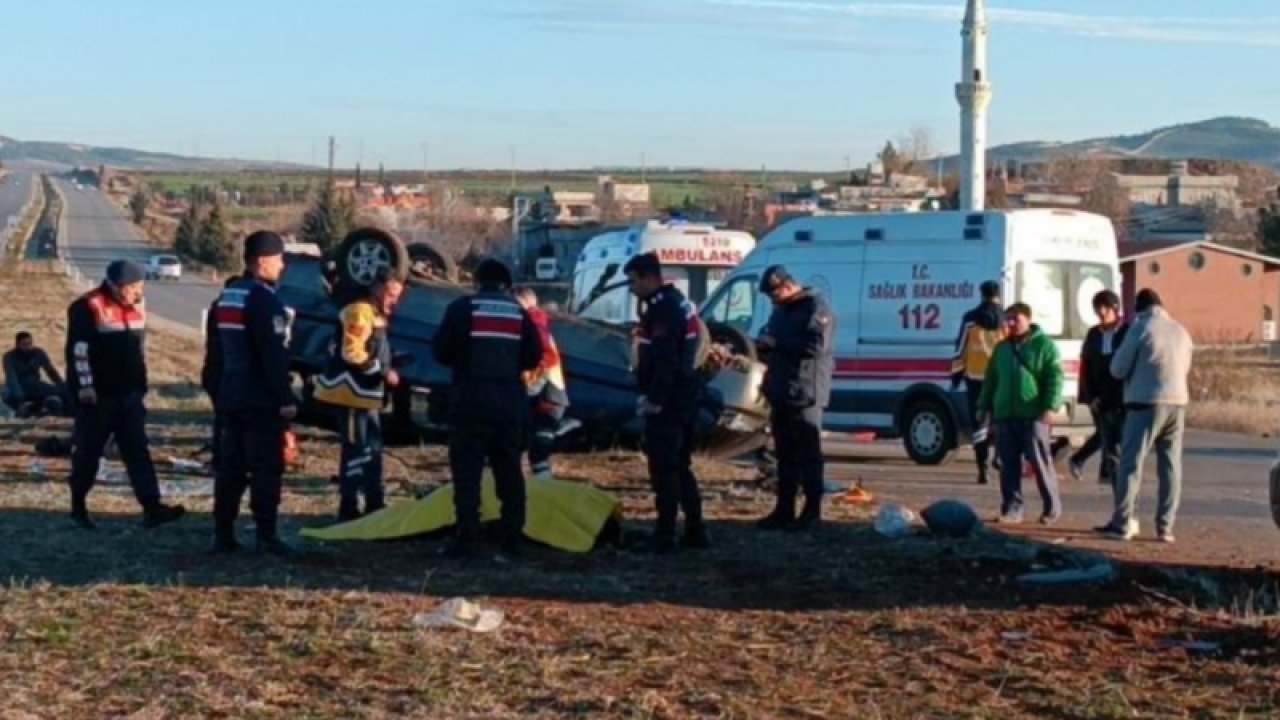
[[641, 152, 647, 184], [422, 141, 429, 183], [327, 136, 336, 183]]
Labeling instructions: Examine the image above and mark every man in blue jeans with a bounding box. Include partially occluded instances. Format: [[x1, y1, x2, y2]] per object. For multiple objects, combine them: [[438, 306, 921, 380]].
[[976, 303, 1064, 525]]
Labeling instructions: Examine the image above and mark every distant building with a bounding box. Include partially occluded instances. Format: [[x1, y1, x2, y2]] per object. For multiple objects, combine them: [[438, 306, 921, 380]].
[[1110, 161, 1240, 209], [1120, 239, 1280, 344]]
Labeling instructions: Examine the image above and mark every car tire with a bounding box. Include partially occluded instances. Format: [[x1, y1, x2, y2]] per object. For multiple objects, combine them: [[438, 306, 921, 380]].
[[335, 228, 410, 290], [901, 398, 958, 466], [406, 242, 459, 283]]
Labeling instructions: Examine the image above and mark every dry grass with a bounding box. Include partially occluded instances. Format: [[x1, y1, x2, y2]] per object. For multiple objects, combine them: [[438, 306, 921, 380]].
[[1187, 348, 1280, 437], [1, 261, 1279, 718]]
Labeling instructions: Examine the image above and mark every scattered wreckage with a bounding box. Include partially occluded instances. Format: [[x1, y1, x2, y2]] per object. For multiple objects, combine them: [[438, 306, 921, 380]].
[[277, 228, 770, 458]]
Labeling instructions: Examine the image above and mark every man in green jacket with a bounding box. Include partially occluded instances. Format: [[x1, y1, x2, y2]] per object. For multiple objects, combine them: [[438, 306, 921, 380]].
[[977, 302, 1064, 525]]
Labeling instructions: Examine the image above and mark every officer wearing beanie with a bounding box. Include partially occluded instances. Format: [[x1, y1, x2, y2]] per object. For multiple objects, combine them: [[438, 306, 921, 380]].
[[65, 259, 186, 530], [755, 265, 835, 532], [432, 258, 543, 559], [212, 231, 298, 554]]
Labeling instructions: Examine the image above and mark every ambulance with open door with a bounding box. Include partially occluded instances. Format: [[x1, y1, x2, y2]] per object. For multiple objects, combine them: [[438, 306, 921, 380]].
[[698, 209, 1120, 465], [569, 219, 756, 324]]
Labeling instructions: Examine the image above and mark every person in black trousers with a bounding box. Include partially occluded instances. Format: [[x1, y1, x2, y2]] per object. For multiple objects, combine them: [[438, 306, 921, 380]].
[[755, 265, 836, 532], [625, 252, 709, 553], [65, 260, 186, 530], [1070, 290, 1129, 484]]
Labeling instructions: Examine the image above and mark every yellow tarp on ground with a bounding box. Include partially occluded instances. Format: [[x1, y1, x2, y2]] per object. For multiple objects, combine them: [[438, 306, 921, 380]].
[[300, 475, 621, 554]]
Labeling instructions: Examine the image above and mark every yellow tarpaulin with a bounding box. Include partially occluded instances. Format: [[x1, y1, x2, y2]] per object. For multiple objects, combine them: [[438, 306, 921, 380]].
[[300, 475, 621, 554]]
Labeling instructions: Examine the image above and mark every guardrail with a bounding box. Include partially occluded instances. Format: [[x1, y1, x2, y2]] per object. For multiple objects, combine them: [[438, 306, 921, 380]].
[[1, 176, 47, 262]]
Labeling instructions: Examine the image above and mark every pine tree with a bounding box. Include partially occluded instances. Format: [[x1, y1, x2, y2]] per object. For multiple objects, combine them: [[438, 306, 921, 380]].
[[197, 200, 232, 270], [300, 181, 354, 251], [173, 205, 200, 259], [1260, 204, 1280, 259]]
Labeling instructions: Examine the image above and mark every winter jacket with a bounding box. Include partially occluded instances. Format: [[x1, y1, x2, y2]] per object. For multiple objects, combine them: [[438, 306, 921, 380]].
[[634, 284, 700, 415], [951, 301, 1006, 384], [523, 306, 570, 411], [761, 290, 835, 409], [215, 275, 297, 414], [432, 290, 543, 423], [1110, 306, 1193, 407], [1078, 323, 1129, 410], [4, 348, 63, 401], [314, 299, 393, 411], [977, 325, 1064, 422], [65, 284, 148, 398]]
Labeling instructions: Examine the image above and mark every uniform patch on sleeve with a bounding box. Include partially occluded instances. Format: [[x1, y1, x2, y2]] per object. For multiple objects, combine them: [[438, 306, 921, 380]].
[[273, 315, 287, 335]]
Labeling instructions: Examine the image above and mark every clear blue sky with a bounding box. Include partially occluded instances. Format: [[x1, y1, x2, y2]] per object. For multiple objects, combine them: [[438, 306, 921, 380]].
[[3, 0, 1277, 170]]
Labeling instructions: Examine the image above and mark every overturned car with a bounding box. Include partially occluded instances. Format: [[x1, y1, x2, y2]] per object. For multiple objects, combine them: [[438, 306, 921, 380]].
[[277, 228, 770, 458]]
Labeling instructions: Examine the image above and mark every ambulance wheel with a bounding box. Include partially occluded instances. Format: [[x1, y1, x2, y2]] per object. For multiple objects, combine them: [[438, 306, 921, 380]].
[[902, 398, 957, 466], [335, 227, 410, 289], [406, 242, 458, 283], [706, 322, 756, 363]]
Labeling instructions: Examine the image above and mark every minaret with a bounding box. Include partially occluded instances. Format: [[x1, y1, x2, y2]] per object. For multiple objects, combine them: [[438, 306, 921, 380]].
[[955, 0, 991, 211]]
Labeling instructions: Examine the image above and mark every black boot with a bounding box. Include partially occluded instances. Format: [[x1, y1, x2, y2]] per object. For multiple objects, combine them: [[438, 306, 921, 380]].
[[757, 506, 795, 531], [336, 499, 361, 523], [497, 527, 524, 560], [70, 496, 96, 530], [680, 522, 711, 550], [142, 502, 186, 529], [442, 529, 480, 559], [212, 530, 243, 554], [255, 533, 294, 556], [977, 465, 990, 485], [642, 531, 677, 555]]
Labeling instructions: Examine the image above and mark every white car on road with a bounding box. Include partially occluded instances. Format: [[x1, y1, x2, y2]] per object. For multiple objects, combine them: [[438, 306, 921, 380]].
[[146, 254, 183, 282]]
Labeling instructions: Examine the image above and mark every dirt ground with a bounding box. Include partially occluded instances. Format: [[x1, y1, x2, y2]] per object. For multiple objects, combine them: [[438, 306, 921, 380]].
[[1, 264, 1278, 719]]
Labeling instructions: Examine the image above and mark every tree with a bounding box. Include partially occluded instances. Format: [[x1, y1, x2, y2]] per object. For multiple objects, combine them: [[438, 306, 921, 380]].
[[197, 200, 235, 272], [1259, 203, 1280, 259], [128, 188, 149, 225], [300, 181, 355, 251], [173, 205, 200, 259], [878, 141, 905, 179], [896, 126, 936, 175]]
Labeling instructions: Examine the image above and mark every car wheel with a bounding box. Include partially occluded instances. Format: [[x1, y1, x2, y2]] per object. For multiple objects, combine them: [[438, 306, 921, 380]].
[[406, 242, 459, 283], [901, 398, 957, 466], [335, 228, 410, 290]]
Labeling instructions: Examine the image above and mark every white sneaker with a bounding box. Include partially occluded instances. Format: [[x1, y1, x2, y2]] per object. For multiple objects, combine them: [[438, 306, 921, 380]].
[[1103, 520, 1140, 541], [532, 470, 553, 482]]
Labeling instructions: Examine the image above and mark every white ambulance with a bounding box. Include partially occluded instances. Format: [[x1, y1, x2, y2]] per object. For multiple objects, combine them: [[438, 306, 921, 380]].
[[568, 219, 756, 325], [698, 209, 1120, 465]]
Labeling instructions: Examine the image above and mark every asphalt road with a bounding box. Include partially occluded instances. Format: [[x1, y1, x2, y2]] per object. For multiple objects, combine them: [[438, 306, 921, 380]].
[[823, 429, 1280, 569], [56, 178, 218, 329], [0, 172, 35, 235]]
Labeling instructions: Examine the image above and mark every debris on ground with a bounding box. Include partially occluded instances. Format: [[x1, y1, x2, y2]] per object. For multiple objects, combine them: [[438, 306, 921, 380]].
[[874, 503, 916, 537], [921, 499, 982, 537], [413, 598, 505, 633]]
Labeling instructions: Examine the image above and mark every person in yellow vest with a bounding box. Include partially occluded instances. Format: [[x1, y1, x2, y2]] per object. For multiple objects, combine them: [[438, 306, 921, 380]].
[[950, 280, 1006, 485], [314, 267, 405, 521], [513, 286, 571, 481]]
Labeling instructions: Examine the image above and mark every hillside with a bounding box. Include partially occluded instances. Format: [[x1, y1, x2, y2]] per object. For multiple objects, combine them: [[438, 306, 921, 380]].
[[945, 117, 1280, 171], [0, 135, 309, 172]]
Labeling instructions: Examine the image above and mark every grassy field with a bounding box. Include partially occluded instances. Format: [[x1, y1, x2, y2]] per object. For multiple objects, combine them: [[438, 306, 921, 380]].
[[1, 262, 1278, 718]]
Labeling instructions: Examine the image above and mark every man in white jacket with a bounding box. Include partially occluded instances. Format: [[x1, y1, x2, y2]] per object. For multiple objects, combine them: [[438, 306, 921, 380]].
[[1098, 289, 1194, 543]]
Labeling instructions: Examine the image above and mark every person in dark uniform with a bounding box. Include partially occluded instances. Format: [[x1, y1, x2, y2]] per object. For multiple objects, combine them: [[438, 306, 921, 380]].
[[65, 260, 186, 530], [200, 277, 238, 476], [624, 252, 709, 553], [951, 280, 1006, 485], [755, 265, 836, 532], [315, 267, 405, 520], [432, 258, 542, 558], [213, 231, 298, 554]]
